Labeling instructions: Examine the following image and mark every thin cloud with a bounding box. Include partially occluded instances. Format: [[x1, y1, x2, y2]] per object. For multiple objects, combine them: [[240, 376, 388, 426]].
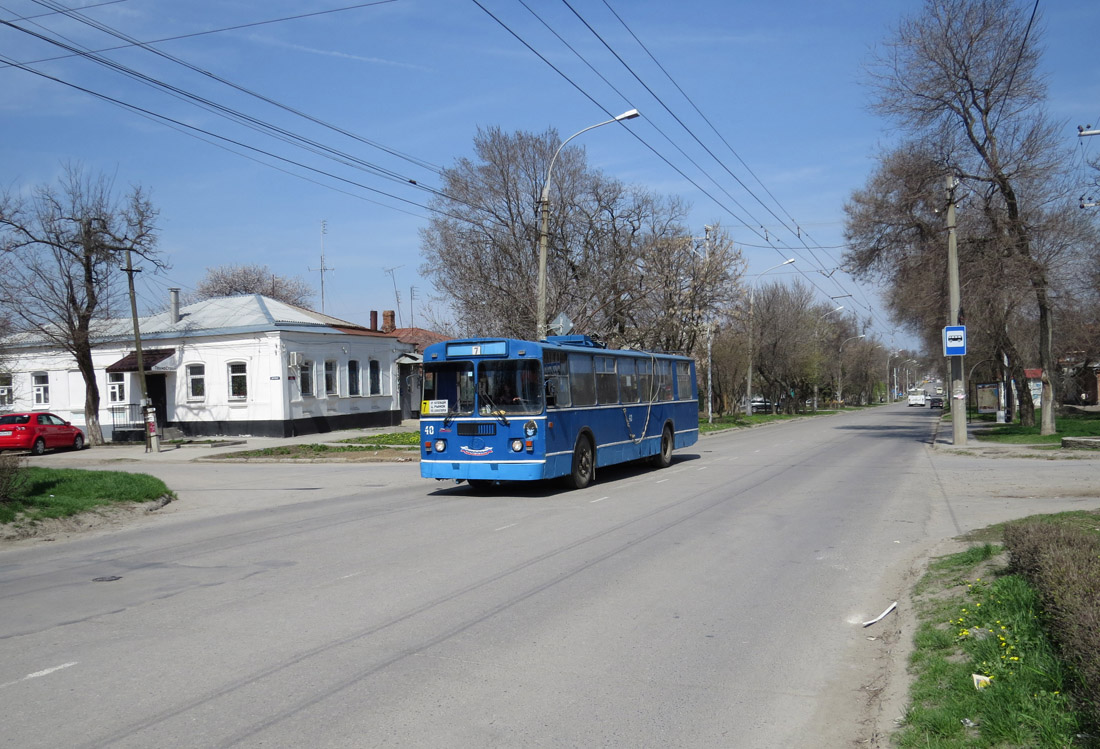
[[247, 34, 432, 72]]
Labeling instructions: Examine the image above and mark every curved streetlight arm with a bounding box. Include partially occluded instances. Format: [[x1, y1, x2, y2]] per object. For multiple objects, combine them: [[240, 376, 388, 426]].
[[536, 109, 640, 339]]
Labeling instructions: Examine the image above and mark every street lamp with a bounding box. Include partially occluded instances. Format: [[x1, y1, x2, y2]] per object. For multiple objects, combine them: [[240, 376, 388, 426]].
[[837, 334, 865, 406], [744, 258, 795, 416], [536, 108, 641, 339]]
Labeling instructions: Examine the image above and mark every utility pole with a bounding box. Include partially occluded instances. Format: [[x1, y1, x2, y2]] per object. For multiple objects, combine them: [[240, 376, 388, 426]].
[[121, 249, 158, 453], [946, 175, 967, 445], [310, 220, 333, 312]]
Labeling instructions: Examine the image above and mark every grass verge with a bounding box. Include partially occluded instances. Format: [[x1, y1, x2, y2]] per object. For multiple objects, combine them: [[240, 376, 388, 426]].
[[210, 431, 420, 460], [0, 466, 174, 524], [698, 407, 862, 434], [973, 411, 1100, 445], [897, 510, 1100, 747]]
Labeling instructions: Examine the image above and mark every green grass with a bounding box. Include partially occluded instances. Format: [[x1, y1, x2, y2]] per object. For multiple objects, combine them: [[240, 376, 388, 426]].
[[337, 431, 420, 447], [0, 467, 173, 524], [206, 431, 422, 459], [973, 411, 1100, 445], [897, 529, 1093, 747], [697, 407, 856, 434]]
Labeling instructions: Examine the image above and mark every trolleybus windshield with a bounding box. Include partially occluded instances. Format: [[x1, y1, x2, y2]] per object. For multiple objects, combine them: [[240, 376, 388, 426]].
[[476, 359, 543, 416]]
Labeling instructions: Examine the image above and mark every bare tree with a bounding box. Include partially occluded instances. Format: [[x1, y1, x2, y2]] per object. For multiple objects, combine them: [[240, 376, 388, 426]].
[[193, 263, 314, 307], [858, 0, 1085, 433], [0, 165, 164, 444], [419, 126, 742, 349]]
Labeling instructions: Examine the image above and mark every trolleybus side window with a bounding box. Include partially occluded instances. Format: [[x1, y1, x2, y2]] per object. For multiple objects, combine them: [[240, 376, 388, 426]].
[[637, 358, 654, 402], [568, 354, 596, 406], [618, 357, 639, 403], [595, 356, 618, 404], [676, 361, 693, 400], [423, 361, 475, 415], [543, 350, 569, 408], [476, 360, 543, 416], [656, 359, 674, 401]]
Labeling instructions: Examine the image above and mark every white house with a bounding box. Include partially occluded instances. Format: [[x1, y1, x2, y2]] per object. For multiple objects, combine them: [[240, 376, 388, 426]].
[[0, 292, 419, 440]]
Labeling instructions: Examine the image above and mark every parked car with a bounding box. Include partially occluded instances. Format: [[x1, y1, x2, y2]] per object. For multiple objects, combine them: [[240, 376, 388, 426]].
[[750, 397, 773, 413], [929, 396, 944, 408], [0, 412, 85, 455]]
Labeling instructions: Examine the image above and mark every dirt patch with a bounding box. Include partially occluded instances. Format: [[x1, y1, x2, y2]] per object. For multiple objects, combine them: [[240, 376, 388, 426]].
[[201, 448, 418, 463], [0, 495, 173, 547]]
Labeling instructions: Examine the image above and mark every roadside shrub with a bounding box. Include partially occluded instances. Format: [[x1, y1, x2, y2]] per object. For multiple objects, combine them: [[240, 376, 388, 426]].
[[1004, 521, 1100, 732], [0, 451, 28, 503]]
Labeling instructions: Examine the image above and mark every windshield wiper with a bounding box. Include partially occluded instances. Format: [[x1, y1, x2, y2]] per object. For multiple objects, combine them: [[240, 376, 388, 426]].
[[477, 384, 510, 426]]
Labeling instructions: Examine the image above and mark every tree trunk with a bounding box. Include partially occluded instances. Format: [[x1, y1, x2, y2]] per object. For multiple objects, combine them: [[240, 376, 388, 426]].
[[1035, 287, 1057, 436], [75, 345, 105, 446]]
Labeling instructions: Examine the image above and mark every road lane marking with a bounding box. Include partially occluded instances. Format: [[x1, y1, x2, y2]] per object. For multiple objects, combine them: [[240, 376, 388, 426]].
[[590, 496, 609, 503], [494, 523, 518, 532], [336, 572, 364, 580], [656, 479, 669, 484], [1, 662, 77, 690]]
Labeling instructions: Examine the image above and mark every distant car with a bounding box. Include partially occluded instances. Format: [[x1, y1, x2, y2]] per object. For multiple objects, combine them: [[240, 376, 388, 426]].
[[929, 396, 944, 408], [750, 397, 773, 413], [0, 412, 85, 455], [907, 392, 926, 407]]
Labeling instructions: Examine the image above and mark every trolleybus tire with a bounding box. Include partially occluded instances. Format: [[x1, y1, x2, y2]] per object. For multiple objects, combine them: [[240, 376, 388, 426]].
[[650, 425, 674, 468], [565, 436, 594, 490]]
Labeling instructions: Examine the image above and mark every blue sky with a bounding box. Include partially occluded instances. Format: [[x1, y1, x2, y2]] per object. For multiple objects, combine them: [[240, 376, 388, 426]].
[[2, 0, 1098, 349]]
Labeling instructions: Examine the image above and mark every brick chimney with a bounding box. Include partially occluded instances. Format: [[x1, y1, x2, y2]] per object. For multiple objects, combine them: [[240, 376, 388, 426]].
[[382, 310, 396, 333], [370, 310, 378, 330]]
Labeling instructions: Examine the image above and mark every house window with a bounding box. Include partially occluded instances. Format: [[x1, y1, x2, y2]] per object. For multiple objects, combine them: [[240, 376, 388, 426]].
[[299, 361, 313, 396], [32, 372, 49, 405], [187, 364, 206, 400], [0, 373, 12, 407], [369, 360, 381, 396], [108, 372, 126, 403], [348, 360, 361, 396], [324, 360, 338, 396], [228, 362, 248, 400]]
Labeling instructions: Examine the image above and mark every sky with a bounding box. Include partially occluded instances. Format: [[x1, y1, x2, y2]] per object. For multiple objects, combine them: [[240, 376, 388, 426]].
[[2, 0, 1098, 351]]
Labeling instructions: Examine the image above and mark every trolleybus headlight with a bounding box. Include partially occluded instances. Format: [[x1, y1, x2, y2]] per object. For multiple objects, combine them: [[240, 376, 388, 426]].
[[434, 439, 447, 453], [510, 438, 524, 452]]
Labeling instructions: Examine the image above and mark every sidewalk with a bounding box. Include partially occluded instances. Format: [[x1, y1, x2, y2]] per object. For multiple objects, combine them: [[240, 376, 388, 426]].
[[36, 420, 422, 466]]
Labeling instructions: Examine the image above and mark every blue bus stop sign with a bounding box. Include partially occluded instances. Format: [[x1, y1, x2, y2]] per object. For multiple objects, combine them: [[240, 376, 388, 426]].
[[943, 326, 966, 356]]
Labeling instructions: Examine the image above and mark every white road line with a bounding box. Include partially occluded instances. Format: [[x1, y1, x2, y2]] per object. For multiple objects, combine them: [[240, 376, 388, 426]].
[[0, 662, 77, 690], [590, 496, 609, 503], [336, 572, 364, 580], [697, 466, 708, 471], [656, 479, 669, 484], [494, 523, 518, 532]]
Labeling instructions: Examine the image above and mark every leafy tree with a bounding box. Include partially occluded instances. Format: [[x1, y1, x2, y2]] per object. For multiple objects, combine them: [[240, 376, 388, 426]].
[[419, 126, 743, 350], [0, 165, 164, 445], [193, 263, 314, 307], [851, 0, 1087, 433]]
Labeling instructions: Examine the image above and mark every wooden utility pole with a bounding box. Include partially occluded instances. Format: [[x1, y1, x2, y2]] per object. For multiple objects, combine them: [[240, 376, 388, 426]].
[[122, 249, 159, 453]]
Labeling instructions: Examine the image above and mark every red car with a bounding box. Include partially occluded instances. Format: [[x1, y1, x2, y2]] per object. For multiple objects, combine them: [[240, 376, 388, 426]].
[[0, 412, 85, 455]]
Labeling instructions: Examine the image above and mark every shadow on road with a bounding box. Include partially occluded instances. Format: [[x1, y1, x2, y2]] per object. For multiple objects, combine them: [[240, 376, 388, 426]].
[[428, 453, 702, 499]]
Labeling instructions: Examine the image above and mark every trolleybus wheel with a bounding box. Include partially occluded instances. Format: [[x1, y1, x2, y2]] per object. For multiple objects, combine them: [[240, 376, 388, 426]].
[[565, 436, 593, 490], [650, 425, 673, 469]]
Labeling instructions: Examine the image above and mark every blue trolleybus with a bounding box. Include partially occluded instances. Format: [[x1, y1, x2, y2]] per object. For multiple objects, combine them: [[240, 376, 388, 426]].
[[419, 335, 699, 489]]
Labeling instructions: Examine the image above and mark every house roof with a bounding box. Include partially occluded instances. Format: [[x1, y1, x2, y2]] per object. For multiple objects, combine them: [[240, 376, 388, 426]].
[[6, 295, 404, 348], [390, 326, 449, 353]]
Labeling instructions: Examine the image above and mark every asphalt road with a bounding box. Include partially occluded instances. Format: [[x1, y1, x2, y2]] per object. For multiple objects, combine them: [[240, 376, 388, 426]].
[[2, 405, 1097, 747]]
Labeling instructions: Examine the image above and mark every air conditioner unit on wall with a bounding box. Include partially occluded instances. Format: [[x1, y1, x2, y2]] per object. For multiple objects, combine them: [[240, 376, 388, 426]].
[[289, 352, 304, 367]]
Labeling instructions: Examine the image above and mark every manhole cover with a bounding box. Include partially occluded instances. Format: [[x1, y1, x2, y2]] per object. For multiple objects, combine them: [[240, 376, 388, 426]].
[[92, 576, 122, 582]]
